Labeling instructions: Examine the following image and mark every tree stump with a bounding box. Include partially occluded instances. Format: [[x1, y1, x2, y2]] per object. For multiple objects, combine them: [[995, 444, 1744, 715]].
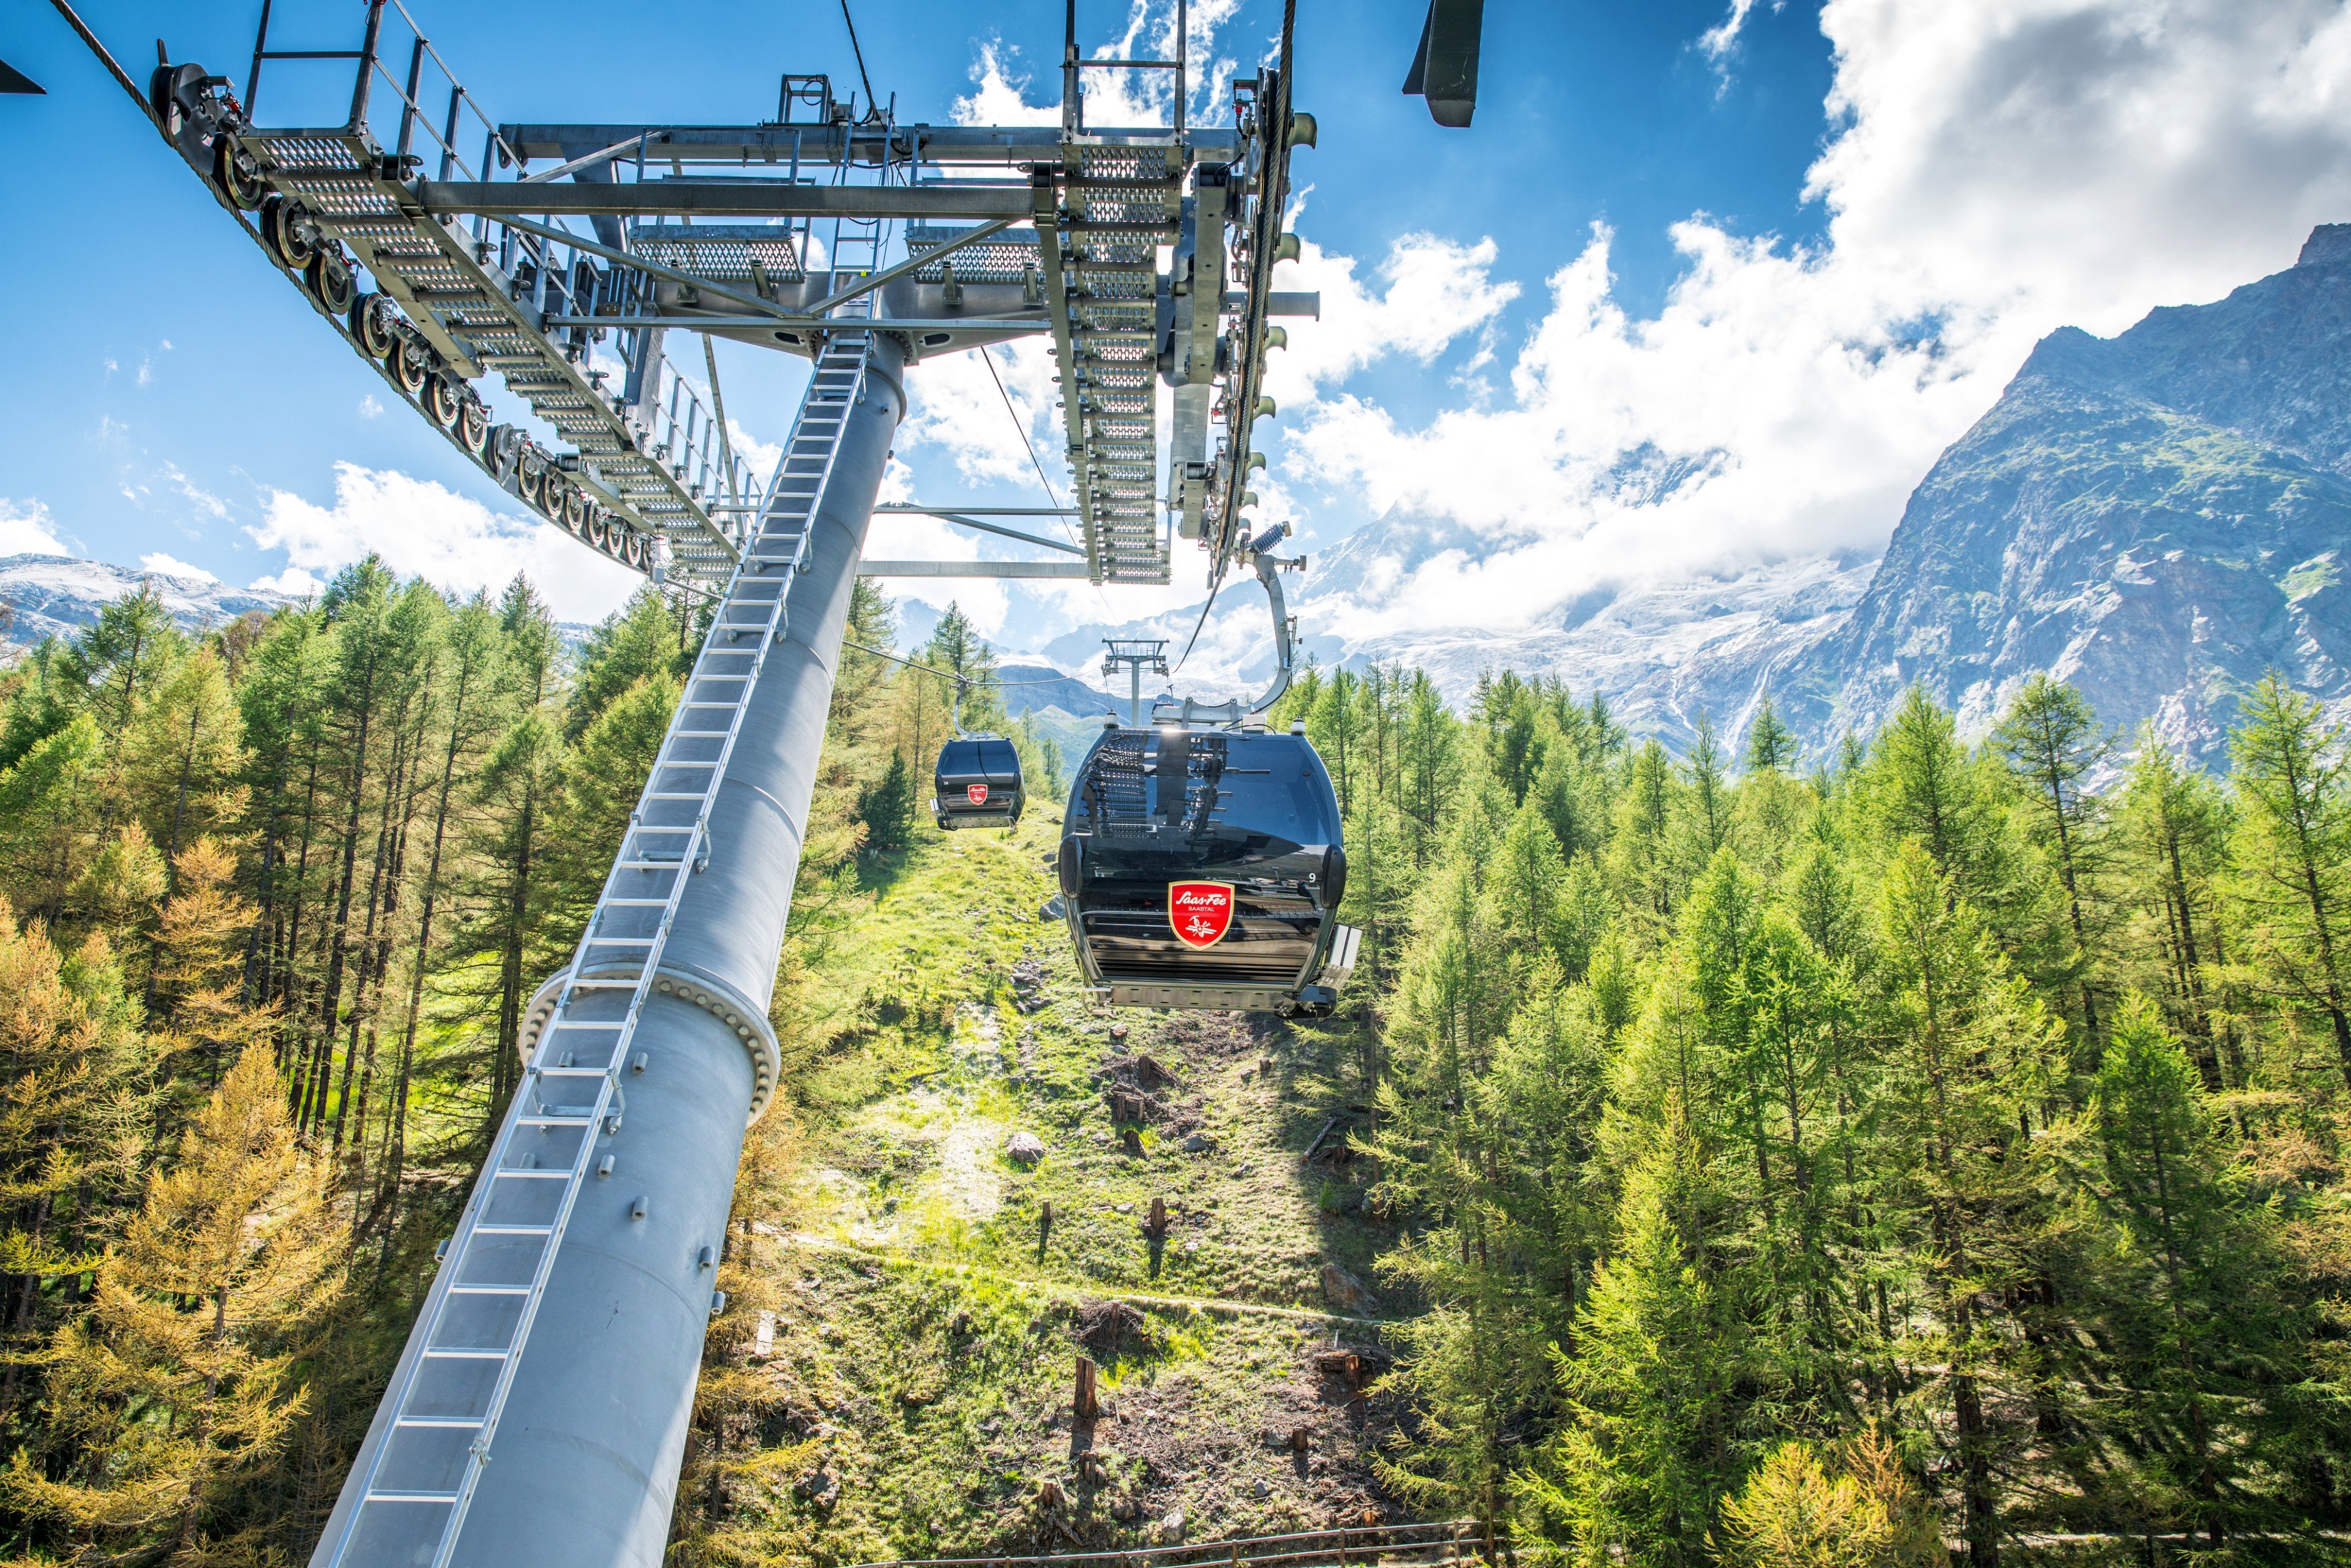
[[1073, 1353, 1100, 1421], [1147, 1195, 1167, 1236], [1290, 1425, 1311, 1453]]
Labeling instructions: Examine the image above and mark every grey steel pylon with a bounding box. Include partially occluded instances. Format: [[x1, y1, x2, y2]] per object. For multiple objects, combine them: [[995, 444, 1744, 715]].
[[316, 328, 884, 1568]]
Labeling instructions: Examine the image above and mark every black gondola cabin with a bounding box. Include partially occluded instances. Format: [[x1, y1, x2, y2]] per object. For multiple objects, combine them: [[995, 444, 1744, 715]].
[[1057, 721, 1360, 1013], [934, 736, 1025, 830]]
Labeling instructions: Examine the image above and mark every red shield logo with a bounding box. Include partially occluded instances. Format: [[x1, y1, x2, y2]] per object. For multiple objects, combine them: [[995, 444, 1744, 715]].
[[966, 783, 989, 806], [1168, 881, 1235, 949]]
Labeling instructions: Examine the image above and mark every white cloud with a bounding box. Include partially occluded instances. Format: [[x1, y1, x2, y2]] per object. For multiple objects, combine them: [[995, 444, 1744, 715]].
[[250, 566, 323, 598], [1700, 0, 1773, 65], [359, 394, 384, 419], [138, 552, 219, 583], [0, 498, 69, 557], [161, 462, 231, 521], [1807, 0, 2351, 337], [1268, 0, 2351, 651], [1261, 222, 1521, 405], [952, 0, 1242, 133], [247, 463, 640, 621]]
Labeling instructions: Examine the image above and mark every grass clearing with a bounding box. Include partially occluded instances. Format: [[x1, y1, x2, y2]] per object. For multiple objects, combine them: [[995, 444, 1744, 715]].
[[693, 806, 1422, 1562]]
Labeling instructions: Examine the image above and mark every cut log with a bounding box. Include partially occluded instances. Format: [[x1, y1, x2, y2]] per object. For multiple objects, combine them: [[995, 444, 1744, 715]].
[[1073, 1353, 1099, 1420], [1302, 1113, 1343, 1161]]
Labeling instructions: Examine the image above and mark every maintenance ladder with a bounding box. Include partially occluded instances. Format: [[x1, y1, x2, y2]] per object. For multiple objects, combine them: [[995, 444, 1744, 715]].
[[319, 329, 878, 1568]]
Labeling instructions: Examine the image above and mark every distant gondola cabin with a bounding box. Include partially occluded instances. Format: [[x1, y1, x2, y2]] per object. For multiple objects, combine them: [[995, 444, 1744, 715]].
[[933, 736, 1025, 830]]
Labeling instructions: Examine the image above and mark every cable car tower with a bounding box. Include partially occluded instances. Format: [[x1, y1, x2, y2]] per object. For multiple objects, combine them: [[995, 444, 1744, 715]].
[[58, 0, 1317, 1562]]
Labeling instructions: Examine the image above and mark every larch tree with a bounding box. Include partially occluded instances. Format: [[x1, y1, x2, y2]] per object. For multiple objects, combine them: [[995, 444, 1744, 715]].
[[2227, 674, 2351, 1088], [1992, 673, 2110, 1050], [7, 1045, 342, 1563], [2064, 993, 2307, 1547]]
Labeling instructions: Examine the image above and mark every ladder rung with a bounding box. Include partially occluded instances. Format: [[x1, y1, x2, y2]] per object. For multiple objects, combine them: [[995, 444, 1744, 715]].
[[448, 1285, 533, 1295], [564, 980, 643, 990], [421, 1349, 510, 1360], [546, 1019, 624, 1030], [366, 1490, 463, 1504], [536, 1065, 610, 1076], [490, 1168, 572, 1179], [396, 1416, 487, 1429], [582, 935, 657, 943], [515, 1115, 594, 1127], [474, 1224, 557, 1236]]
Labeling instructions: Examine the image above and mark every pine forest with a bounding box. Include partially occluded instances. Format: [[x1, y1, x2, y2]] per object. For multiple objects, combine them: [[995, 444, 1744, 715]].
[[0, 558, 2344, 1566]]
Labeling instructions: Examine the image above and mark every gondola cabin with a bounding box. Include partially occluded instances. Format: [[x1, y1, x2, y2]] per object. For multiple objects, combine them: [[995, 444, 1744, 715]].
[[1057, 721, 1360, 1013], [934, 736, 1025, 831]]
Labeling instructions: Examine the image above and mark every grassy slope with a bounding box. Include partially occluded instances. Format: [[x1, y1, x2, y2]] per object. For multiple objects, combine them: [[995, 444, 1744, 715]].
[[708, 805, 1422, 1564]]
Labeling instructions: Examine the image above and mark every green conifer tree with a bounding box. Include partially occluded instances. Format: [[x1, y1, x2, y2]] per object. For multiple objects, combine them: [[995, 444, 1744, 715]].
[[2227, 673, 2351, 1087], [6, 1046, 342, 1561]]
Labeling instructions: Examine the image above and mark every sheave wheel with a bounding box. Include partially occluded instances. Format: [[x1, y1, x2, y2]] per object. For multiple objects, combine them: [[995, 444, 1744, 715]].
[[459, 398, 490, 457], [561, 486, 587, 534], [307, 252, 356, 315], [623, 530, 646, 569], [393, 344, 431, 399], [540, 474, 569, 522], [584, 507, 608, 548], [260, 195, 316, 271], [212, 135, 266, 210], [350, 293, 398, 360], [516, 457, 544, 508], [424, 375, 463, 430]]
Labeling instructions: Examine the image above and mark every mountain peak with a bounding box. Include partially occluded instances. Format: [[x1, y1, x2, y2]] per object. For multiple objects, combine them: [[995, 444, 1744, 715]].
[[2299, 223, 2351, 269], [2017, 324, 2109, 387]]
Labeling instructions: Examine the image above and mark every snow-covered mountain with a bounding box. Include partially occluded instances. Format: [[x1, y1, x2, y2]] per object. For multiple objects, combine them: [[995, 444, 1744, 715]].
[[1021, 519, 1875, 754], [0, 555, 292, 651]]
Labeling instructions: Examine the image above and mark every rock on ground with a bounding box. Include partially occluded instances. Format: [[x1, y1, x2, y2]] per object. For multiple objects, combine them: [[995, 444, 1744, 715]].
[[1319, 1262, 1378, 1317]]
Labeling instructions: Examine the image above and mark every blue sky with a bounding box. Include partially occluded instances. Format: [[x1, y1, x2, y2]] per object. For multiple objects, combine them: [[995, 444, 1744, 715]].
[[3, 0, 2347, 662]]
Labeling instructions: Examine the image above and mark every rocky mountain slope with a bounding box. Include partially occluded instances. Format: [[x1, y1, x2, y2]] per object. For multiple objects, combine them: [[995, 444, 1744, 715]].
[[1786, 225, 2351, 763], [0, 554, 290, 651]]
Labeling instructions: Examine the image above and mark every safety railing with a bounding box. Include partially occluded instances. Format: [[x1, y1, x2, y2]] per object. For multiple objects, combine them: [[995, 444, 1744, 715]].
[[244, 0, 756, 527]]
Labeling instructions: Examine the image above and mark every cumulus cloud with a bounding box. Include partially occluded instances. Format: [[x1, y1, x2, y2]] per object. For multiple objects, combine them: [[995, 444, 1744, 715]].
[[1272, 0, 2351, 649], [952, 0, 1242, 131], [138, 553, 219, 583], [0, 498, 69, 557], [250, 566, 324, 598], [1261, 222, 1521, 404], [247, 463, 639, 620]]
